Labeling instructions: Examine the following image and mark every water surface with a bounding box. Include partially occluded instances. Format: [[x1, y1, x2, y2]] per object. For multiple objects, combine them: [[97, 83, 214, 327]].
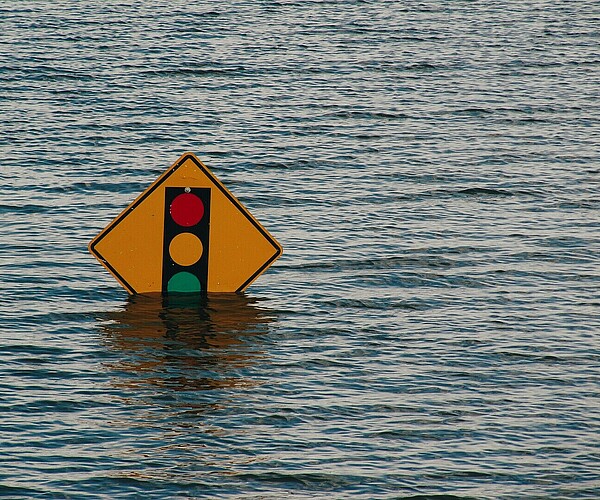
[[1, 1, 599, 498]]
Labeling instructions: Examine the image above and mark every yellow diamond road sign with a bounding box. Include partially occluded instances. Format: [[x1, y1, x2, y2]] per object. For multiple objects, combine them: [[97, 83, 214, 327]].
[[89, 152, 282, 294]]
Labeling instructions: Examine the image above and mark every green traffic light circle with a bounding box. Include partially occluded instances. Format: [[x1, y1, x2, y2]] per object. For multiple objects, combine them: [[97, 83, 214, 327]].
[[167, 271, 201, 293]]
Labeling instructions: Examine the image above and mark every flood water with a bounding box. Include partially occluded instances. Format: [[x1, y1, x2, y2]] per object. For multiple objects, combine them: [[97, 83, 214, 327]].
[[1, 1, 599, 498]]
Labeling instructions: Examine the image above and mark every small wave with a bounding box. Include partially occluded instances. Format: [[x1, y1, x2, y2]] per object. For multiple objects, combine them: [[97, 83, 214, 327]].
[[232, 471, 369, 489], [284, 255, 456, 272], [318, 110, 412, 120], [43, 181, 144, 194], [428, 187, 544, 199], [7, 65, 95, 81], [450, 107, 495, 116], [140, 66, 247, 77], [495, 351, 576, 365], [0, 486, 44, 497], [383, 187, 543, 203], [322, 298, 431, 311], [455, 187, 514, 197], [0, 203, 48, 214]]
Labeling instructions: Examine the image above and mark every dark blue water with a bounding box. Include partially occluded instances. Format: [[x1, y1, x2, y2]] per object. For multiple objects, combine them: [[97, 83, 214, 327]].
[[1, 1, 599, 498]]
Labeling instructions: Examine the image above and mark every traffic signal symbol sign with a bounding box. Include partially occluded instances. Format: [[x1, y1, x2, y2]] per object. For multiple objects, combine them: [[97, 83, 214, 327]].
[[88, 153, 282, 294], [162, 187, 211, 293]]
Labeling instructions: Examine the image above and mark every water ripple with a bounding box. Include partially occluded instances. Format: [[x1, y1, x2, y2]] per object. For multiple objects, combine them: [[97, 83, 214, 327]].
[[0, 0, 599, 498]]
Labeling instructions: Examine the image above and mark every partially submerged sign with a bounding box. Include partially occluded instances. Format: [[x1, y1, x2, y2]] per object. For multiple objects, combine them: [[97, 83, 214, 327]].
[[89, 152, 282, 294]]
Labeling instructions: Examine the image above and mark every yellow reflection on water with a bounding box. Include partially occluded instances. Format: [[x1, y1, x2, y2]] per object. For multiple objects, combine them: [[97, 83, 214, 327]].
[[100, 293, 274, 393]]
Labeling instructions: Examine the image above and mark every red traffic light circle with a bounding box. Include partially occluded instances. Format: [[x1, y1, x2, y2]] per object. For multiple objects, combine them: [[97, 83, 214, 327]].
[[170, 192, 205, 227]]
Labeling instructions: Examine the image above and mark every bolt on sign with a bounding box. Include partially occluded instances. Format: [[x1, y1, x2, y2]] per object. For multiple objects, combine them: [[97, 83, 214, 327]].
[[89, 153, 282, 294]]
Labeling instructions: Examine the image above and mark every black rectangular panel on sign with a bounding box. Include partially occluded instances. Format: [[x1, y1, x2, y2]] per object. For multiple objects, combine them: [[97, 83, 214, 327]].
[[162, 187, 211, 293]]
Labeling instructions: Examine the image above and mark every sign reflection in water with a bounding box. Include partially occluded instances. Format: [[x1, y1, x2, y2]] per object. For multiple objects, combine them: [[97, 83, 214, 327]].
[[100, 293, 274, 393]]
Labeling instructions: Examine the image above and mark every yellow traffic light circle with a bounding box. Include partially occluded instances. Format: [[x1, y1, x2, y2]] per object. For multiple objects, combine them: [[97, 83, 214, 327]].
[[168, 232, 203, 266]]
